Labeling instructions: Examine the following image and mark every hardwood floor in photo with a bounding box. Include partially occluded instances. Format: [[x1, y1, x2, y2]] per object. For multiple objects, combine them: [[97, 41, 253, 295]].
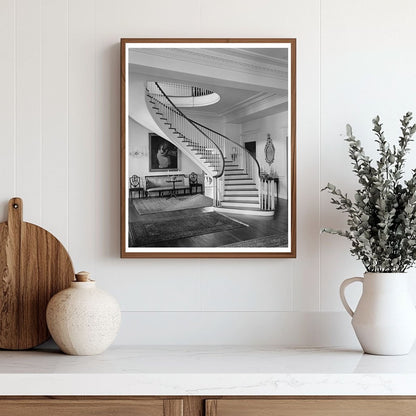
[[128, 197, 288, 248]]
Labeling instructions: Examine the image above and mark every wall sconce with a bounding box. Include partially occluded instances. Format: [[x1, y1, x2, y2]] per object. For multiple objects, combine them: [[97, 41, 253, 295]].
[[129, 147, 147, 158]]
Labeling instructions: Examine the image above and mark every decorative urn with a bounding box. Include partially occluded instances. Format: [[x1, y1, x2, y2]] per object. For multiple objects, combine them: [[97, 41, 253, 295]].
[[46, 271, 121, 355]]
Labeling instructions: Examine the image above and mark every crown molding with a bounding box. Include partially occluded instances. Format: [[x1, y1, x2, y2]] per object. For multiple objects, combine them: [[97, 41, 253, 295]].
[[225, 94, 288, 124], [132, 48, 288, 81], [219, 92, 274, 117]]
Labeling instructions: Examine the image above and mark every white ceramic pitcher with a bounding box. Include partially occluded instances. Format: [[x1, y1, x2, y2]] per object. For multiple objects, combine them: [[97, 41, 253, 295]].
[[340, 272, 416, 355]]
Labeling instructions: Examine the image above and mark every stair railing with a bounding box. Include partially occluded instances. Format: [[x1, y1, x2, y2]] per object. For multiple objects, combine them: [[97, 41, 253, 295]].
[[147, 82, 214, 98], [146, 81, 276, 211], [146, 82, 225, 181], [191, 121, 262, 194]]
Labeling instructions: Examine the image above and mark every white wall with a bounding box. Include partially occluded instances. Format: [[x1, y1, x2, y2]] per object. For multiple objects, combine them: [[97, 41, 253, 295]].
[[242, 112, 288, 199], [1, 0, 416, 347]]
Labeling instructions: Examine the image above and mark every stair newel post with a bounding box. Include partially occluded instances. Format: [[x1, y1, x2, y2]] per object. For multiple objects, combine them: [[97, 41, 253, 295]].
[[268, 180, 271, 210], [213, 177, 217, 207], [218, 177, 221, 207], [264, 180, 267, 210], [265, 180, 268, 210], [264, 179, 269, 211], [260, 178, 263, 210]]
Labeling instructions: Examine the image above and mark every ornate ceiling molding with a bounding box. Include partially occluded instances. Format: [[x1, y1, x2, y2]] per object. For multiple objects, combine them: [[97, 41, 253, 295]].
[[131, 48, 288, 81], [220, 92, 275, 117], [224, 93, 288, 124]]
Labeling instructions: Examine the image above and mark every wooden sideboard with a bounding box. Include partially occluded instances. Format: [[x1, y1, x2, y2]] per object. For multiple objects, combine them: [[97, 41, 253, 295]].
[[2, 396, 416, 416]]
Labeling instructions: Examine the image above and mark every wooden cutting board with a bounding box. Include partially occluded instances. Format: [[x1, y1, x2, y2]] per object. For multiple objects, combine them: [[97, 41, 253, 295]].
[[0, 198, 74, 350]]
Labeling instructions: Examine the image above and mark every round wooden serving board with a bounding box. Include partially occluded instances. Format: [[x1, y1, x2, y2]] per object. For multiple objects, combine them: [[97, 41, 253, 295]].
[[0, 198, 74, 350]]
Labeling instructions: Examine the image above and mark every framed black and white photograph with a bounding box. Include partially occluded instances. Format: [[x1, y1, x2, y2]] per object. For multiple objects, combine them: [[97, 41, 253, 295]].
[[121, 39, 296, 258]]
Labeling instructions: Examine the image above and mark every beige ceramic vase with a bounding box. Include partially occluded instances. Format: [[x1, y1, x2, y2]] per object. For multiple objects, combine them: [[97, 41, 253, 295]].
[[46, 271, 121, 355]]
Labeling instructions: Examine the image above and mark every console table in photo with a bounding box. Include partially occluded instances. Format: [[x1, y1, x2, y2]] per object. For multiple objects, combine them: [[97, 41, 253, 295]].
[[166, 177, 183, 198]]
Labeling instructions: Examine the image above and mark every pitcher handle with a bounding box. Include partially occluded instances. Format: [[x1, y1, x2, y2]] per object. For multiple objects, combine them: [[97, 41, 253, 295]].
[[340, 277, 363, 317]]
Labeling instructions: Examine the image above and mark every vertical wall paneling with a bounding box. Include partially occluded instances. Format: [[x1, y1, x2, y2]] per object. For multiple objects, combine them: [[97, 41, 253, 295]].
[[41, 0, 69, 246], [94, 0, 121, 261], [15, 0, 42, 225], [0, 0, 15, 221], [4, 0, 416, 345], [68, 0, 96, 272]]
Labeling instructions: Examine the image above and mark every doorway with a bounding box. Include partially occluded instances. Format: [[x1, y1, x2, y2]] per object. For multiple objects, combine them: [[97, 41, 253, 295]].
[[244, 141, 256, 158]]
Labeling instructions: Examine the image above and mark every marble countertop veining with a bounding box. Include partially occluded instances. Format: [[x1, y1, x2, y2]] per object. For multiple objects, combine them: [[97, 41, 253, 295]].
[[1, 345, 416, 396]]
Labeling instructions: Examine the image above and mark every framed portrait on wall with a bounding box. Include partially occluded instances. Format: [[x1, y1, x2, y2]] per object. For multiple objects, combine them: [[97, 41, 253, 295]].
[[121, 38, 297, 258], [149, 133, 179, 172]]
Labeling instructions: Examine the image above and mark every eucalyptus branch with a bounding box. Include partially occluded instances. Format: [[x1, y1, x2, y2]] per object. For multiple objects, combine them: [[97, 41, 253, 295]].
[[322, 113, 416, 273]]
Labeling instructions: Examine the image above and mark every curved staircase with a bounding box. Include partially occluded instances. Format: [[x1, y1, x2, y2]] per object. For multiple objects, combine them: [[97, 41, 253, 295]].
[[145, 82, 276, 216]]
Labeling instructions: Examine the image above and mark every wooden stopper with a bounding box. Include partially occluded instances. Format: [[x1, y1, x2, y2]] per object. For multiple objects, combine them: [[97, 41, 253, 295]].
[[75, 271, 90, 282]]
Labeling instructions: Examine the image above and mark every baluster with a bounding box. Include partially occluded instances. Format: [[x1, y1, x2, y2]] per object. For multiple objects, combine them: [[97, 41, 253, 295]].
[[260, 179, 263, 210], [264, 179, 269, 210], [265, 180, 268, 210], [265, 179, 269, 210]]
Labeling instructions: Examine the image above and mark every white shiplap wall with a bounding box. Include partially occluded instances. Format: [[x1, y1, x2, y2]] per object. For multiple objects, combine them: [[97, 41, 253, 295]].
[[1, 0, 415, 346]]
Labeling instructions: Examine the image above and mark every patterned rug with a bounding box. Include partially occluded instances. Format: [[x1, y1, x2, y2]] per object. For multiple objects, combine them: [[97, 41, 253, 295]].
[[129, 211, 246, 247], [222, 233, 288, 248], [132, 194, 213, 215]]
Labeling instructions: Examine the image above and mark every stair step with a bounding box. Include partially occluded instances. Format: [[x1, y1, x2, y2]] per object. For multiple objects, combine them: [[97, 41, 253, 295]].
[[225, 177, 253, 182], [224, 191, 259, 196], [224, 168, 244, 172], [190, 147, 207, 152], [225, 187, 258, 192], [224, 173, 249, 179], [221, 201, 261, 208], [215, 206, 276, 216], [224, 180, 256, 186], [199, 155, 220, 159], [223, 196, 259, 202]]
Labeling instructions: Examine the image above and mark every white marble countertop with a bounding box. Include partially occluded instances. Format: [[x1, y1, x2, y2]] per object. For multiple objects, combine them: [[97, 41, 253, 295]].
[[1, 345, 416, 396]]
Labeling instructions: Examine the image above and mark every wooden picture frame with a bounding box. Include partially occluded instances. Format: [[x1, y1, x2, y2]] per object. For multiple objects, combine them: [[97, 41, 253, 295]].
[[121, 38, 296, 258]]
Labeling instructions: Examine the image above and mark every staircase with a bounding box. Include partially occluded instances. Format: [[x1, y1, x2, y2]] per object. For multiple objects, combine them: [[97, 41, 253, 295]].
[[222, 160, 260, 210], [145, 82, 275, 216]]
